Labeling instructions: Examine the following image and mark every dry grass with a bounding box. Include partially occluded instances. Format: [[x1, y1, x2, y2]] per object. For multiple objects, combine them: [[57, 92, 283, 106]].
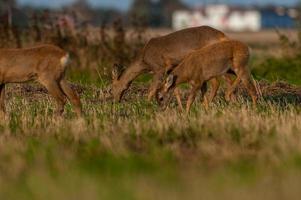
[[0, 80, 301, 200]]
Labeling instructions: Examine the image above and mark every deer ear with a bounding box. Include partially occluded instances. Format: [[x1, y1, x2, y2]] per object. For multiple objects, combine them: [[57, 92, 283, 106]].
[[112, 64, 121, 80], [165, 74, 175, 89]]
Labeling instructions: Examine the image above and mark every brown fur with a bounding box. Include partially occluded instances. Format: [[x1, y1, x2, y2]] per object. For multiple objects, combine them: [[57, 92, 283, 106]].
[[158, 40, 258, 113], [112, 26, 233, 102], [0, 44, 82, 117]]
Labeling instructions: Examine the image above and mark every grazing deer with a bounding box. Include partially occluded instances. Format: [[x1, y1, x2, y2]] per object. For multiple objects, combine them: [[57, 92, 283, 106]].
[[161, 55, 236, 110], [157, 40, 258, 113], [0, 44, 82, 117], [112, 26, 234, 102]]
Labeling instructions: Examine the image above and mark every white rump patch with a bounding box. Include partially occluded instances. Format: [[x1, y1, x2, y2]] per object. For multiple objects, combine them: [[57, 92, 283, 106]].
[[60, 53, 70, 67]]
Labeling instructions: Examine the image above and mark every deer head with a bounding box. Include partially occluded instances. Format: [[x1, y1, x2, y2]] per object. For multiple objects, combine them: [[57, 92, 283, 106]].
[[112, 63, 123, 81], [157, 74, 176, 106]]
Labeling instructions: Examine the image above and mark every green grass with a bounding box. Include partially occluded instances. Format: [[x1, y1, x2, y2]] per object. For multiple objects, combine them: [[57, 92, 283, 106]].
[[253, 55, 301, 85], [1, 80, 301, 200]]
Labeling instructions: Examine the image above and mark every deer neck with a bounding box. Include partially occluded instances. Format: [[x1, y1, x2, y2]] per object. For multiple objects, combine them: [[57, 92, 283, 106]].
[[118, 60, 146, 87], [113, 60, 145, 102], [172, 65, 187, 85]]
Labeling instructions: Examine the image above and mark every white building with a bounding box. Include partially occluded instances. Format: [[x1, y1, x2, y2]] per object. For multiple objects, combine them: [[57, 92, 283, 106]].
[[172, 5, 261, 32], [227, 10, 261, 31]]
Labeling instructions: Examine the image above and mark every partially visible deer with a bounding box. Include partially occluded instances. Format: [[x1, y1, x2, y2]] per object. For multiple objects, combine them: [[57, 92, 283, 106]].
[[0, 44, 82, 117], [161, 55, 236, 110], [112, 26, 234, 103], [157, 40, 258, 113]]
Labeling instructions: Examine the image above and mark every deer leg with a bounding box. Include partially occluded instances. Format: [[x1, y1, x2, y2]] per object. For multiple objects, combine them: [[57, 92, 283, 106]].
[[174, 88, 184, 111], [40, 79, 67, 116], [148, 72, 164, 101], [223, 73, 236, 101], [186, 83, 202, 114], [204, 78, 220, 108], [241, 72, 258, 105], [0, 84, 6, 114], [225, 72, 242, 102], [200, 82, 209, 110], [59, 79, 83, 117]]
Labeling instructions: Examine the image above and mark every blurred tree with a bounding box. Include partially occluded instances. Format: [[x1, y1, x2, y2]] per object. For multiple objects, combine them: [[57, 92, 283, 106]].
[[0, 0, 27, 48], [0, 0, 16, 26], [0, 0, 16, 9], [128, 0, 188, 27], [128, 0, 152, 25], [69, 0, 92, 25], [160, 0, 188, 26]]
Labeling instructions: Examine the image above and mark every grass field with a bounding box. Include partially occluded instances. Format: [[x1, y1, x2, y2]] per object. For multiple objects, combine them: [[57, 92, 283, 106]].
[[1, 78, 301, 200], [1, 26, 301, 199]]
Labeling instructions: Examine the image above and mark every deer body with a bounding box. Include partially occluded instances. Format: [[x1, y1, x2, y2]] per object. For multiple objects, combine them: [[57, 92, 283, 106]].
[[112, 26, 230, 102], [0, 44, 82, 117], [158, 40, 257, 113]]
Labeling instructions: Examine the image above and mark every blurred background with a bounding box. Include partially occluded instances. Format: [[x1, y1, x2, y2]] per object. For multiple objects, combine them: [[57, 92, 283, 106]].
[[1, 0, 299, 30], [0, 0, 300, 84]]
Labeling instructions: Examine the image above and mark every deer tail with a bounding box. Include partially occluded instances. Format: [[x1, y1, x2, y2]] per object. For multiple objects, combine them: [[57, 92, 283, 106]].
[[60, 53, 70, 68]]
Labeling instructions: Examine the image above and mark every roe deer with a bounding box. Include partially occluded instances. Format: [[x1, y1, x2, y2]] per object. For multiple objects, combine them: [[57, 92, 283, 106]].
[[112, 26, 234, 102], [161, 55, 236, 111], [0, 44, 82, 117], [157, 40, 258, 113]]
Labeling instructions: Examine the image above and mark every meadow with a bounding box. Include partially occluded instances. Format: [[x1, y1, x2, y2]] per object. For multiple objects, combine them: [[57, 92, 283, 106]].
[[1, 20, 301, 199]]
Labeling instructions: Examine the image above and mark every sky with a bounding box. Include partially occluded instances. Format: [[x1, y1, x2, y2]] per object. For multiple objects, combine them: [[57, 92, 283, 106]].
[[17, 0, 300, 10]]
